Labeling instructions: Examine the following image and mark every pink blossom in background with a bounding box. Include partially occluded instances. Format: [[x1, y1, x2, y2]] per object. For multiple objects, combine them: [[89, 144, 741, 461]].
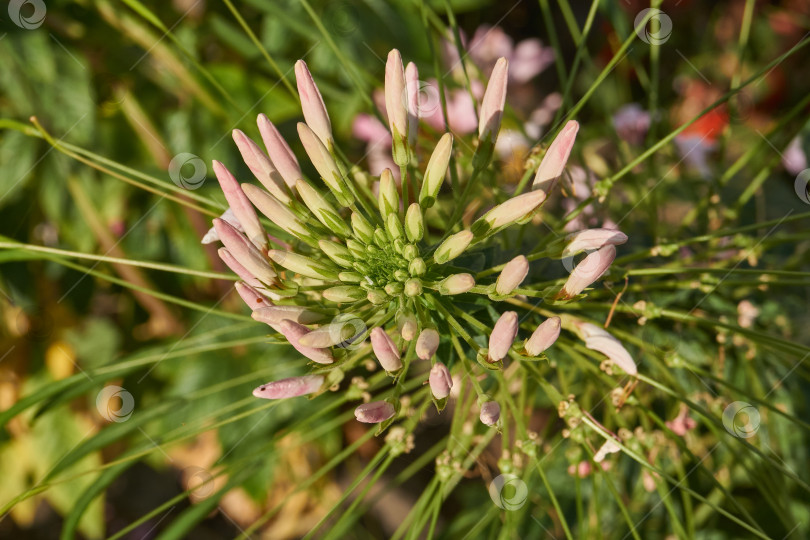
[[783, 136, 808, 175], [612, 103, 651, 146], [469, 25, 554, 82]]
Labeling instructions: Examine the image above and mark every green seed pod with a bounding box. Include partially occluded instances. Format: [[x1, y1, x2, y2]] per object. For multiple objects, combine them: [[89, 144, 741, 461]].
[[319, 239, 354, 267], [405, 203, 424, 243], [404, 278, 423, 297], [409, 257, 427, 276], [351, 212, 375, 244]]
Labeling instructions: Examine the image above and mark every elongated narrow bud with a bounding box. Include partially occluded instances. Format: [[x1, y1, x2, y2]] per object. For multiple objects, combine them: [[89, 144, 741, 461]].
[[268, 250, 338, 281], [385, 49, 409, 165], [355, 401, 395, 423], [213, 161, 267, 251], [434, 230, 473, 264], [473, 190, 547, 236], [474, 57, 508, 170], [378, 169, 399, 220], [404, 203, 424, 242], [488, 311, 518, 362], [278, 319, 334, 364], [242, 183, 314, 244], [525, 317, 561, 356], [560, 245, 616, 298], [296, 179, 351, 237], [578, 322, 636, 376], [350, 212, 374, 244], [405, 61, 419, 148], [419, 133, 453, 208], [213, 219, 276, 285], [299, 323, 355, 347], [416, 328, 440, 360], [232, 130, 290, 203], [297, 122, 353, 207], [318, 239, 354, 268], [234, 281, 272, 310], [480, 401, 501, 426], [562, 228, 628, 258], [371, 327, 402, 371], [429, 362, 452, 399], [253, 374, 323, 399], [438, 273, 475, 295], [257, 114, 302, 187], [323, 285, 366, 303], [495, 255, 529, 295], [386, 213, 405, 241], [220, 250, 265, 290], [478, 58, 509, 142], [295, 60, 332, 146], [532, 120, 579, 193], [252, 305, 324, 325]]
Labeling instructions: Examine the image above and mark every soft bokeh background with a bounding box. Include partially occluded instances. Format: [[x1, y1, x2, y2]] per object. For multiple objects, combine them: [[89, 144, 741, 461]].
[[2, 0, 810, 538]]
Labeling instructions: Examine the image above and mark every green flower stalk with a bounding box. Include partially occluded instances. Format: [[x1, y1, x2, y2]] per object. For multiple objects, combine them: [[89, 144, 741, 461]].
[[202, 49, 628, 428]]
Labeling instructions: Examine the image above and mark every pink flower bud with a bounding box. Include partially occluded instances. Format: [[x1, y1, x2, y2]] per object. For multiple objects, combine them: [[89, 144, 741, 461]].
[[405, 61, 419, 147], [257, 113, 302, 187], [385, 49, 408, 140], [231, 130, 290, 203], [253, 374, 323, 399], [252, 305, 324, 326], [213, 219, 277, 286], [234, 281, 272, 310], [371, 327, 402, 371], [578, 323, 636, 376], [495, 255, 529, 295], [212, 160, 266, 251], [295, 60, 332, 146], [429, 362, 453, 399], [478, 57, 508, 142], [532, 120, 579, 194], [438, 273, 475, 295], [480, 401, 501, 426], [560, 244, 616, 298], [525, 317, 561, 356], [277, 319, 334, 364], [218, 248, 264, 291], [488, 311, 519, 362], [562, 229, 628, 258], [398, 314, 417, 341], [415, 329, 440, 360], [479, 189, 546, 230], [355, 401, 396, 423]]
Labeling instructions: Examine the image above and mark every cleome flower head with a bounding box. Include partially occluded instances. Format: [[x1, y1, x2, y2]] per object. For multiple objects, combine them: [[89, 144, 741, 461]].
[[202, 49, 630, 430]]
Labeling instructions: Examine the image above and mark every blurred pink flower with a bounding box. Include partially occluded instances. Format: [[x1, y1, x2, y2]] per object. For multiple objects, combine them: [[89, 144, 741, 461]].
[[469, 25, 554, 83], [612, 104, 651, 146]]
